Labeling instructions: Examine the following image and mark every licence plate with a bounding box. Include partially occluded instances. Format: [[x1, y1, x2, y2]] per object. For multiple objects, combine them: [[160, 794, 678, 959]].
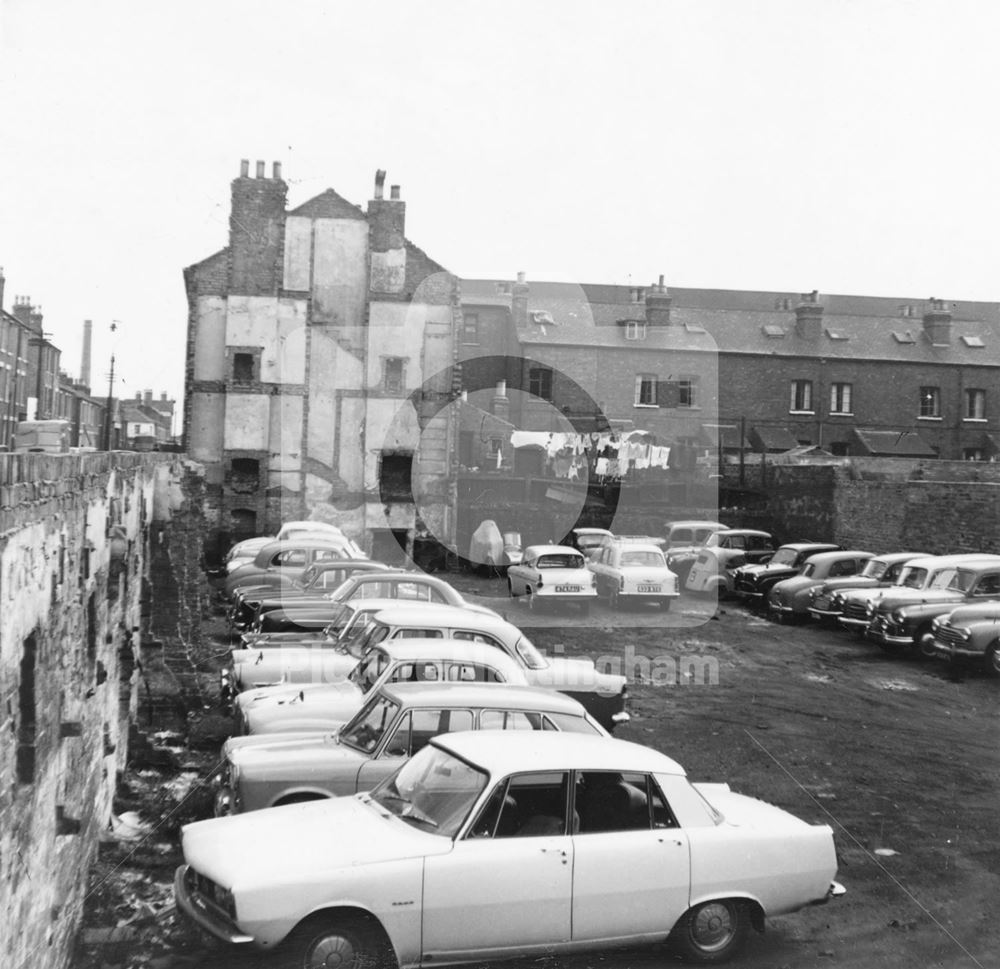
[[555, 585, 580, 593], [638, 584, 661, 593]]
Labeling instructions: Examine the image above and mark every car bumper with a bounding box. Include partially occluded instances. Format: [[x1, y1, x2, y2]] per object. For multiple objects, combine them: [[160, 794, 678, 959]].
[[837, 615, 869, 630], [174, 866, 254, 945], [807, 607, 843, 620], [811, 881, 847, 905], [929, 639, 981, 660], [866, 622, 911, 646]]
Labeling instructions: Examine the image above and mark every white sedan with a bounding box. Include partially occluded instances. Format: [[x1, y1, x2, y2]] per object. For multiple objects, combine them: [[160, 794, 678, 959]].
[[506, 545, 598, 613], [176, 731, 844, 967]]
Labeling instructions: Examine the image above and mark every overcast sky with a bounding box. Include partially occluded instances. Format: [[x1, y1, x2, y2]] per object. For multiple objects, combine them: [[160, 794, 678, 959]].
[[1, 0, 998, 421]]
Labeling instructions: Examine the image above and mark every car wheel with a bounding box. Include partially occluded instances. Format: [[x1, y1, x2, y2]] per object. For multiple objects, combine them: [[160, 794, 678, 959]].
[[670, 898, 751, 964], [913, 625, 936, 660], [986, 642, 1000, 678], [280, 912, 390, 969], [659, 597, 672, 612]]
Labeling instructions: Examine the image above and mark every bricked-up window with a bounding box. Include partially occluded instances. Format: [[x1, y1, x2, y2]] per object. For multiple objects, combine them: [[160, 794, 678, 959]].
[[634, 375, 657, 407], [86, 594, 97, 661], [528, 367, 552, 401], [965, 388, 986, 421], [383, 357, 406, 394], [462, 313, 480, 344], [17, 633, 38, 784], [230, 458, 260, 494], [379, 453, 413, 501], [830, 382, 853, 415], [790, 379, 813, 413], [233, 353, 256, 383], [919, 386, 941, 419]]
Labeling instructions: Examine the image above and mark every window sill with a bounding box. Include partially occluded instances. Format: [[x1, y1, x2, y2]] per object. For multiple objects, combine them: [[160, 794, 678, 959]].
[[917, 416, 943, 421], [788, 410, 815, 416], [963, 418, 988, 423], [633, 403, 659, 409], [829, 412, 854, 417]]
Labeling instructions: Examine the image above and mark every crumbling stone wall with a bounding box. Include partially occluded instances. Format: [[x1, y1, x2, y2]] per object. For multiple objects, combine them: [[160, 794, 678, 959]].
[[0, 452, 205, 969]]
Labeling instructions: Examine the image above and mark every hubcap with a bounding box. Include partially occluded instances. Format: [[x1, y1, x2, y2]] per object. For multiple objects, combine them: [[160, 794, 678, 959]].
[[306, 932, 357, 969], [691, 902, 736, 952], [989, 648, 1000, 675]]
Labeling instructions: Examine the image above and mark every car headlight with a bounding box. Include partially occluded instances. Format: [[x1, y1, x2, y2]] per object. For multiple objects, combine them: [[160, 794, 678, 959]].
[[865, 601, 876, 618], [831, 593, 844, 608], [890, 610, 906, 625]]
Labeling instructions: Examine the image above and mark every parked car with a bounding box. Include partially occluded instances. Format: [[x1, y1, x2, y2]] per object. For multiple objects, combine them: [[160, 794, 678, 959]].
[[220, 536, 274, 575], [176, 731, 844, 967], [222, 538, 366, 599], [500, 531, 524, 569], [733, 542, 841, 606], [587, 539, 679, 610], [684, 530, 776, 597], [929, 602, 1000, 675], [245, 570, 500, 634], [766, 550, 874, 623], [228, 561, 392, 629], [561, 527, 615, 558], [214, 682, 608, 815], [275, 520, 350, 543], [805, 552, 924, 623], [235, 639, 529, 735], [663, 520, 728, 551], [663, 524, 749, 584], [507, 545, 598, 613], [866, 555, 1000, 657]]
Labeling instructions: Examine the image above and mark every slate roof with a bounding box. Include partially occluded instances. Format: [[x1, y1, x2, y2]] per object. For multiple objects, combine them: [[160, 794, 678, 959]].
[[289, 188, 367, 221], [852, 428, 937, 457], [749, 425, 801, 452], [461, 279, 1000, 366]]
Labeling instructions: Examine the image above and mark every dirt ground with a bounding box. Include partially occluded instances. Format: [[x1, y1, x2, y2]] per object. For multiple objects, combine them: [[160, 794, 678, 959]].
[[73, 576, 1000, 969]]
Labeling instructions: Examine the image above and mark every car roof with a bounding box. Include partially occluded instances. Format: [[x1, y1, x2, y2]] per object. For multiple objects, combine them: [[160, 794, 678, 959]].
[[714, 529, 772, 538], [256, 538, 360, 555], [371, 604, 509, 629], [524, 544, 585, 557], [308, 560, 390, 574], [433, 730, 686, 777], [571, 528, 614, 536], [375, 638, 521, 668], [665, 520, 727, 530], [608, 542, 665, 555], [869, 551, 926, 563], [903, 552, 1000, 568], [804, 550, 874, 564], [380, 682, 586, 714], [777, 542, 840, 551], [346, 570, 453, 586]]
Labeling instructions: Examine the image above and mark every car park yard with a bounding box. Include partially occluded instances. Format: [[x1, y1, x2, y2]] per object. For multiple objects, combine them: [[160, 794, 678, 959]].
[[76, 574, 998, 969]]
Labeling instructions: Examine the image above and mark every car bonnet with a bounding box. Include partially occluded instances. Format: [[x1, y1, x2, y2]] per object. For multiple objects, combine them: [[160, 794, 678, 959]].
[[181, 795, 449, 892]]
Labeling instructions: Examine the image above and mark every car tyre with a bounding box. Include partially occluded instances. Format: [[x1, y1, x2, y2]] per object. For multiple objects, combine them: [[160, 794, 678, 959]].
[[659, 597, 672, 612], [914, 625, 937, 660], [670, 898, 751, 964], [280, 912, 391, 969], [986, 641, 1000, 678]]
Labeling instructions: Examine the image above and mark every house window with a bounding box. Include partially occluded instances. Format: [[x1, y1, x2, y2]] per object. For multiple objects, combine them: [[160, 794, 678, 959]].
[[383, 358, 405, 394], [964, 448, 985, 461], [678, 377, 697, 408], [17, 633, 38, 784], [919, 386, 941, 419], [790, 380, 813, 413], [379, 452, 414, 501], [634, 374, 657, 407], [462, 313, 479, 345], [232, 352, 255, 383], [624, 321, 647, 341], [965, 388, 986, 421], [830, 382, 853, 415], [528, 367, 552, 401]]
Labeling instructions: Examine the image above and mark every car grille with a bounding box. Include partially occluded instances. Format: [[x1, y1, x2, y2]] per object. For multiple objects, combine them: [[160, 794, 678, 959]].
[[184, 867, 236, 919], [811, 594, 834, 611], [842, 602, 868, 622], [935, 625, 968, 648]]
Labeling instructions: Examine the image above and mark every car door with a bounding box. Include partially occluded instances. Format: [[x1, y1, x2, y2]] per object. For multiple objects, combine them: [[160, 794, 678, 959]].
[[422, 771, 573, 959], [570, 771, 690, 941], [355, 708, 475, 792]]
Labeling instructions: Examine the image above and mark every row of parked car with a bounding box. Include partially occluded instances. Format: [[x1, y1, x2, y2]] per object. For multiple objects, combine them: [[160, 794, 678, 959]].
[[178, 522, 846, 967]]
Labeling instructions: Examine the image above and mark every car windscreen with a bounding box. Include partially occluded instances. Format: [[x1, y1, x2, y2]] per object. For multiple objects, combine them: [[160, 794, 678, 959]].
[[861, 559, 888, 580], [340, 694, 401, 754], [536, 554, 582, 569], [620, 550, 664, 567], [514, 634, 548, 670], [371, 745, 488, 838], [770, 548, 798, 566], [897, 566, 927, 588], [350, 649, 390, 692], [801, 563, 816, 577]]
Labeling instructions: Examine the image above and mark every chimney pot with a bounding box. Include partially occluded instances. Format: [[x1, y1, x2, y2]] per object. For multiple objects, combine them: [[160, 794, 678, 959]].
[[658, 274, 665, 287], [273, 161, 282, 180], [374, 169, 386, 200], [516, 271, 526, 284], [240, 159, 249, 177], [390, 184, 400, 200], [255, 160, 265, 178]]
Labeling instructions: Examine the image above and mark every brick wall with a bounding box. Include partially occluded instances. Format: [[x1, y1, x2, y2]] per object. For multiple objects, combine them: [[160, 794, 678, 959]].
[[0, 452, 205, 969]]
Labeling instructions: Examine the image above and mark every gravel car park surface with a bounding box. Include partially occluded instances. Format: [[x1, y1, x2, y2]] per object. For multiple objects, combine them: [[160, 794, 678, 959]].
[[76, 575, 998, 969]]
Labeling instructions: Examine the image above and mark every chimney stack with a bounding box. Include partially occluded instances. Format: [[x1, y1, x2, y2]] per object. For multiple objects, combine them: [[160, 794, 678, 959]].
[[240, 159, 250, 177], [923, 297, 952, 345], [511, 272, 529, 329], [229, 157, 288, 295], [273, 161, 282, 180], [81, 319, 93, 389], [144, 389, 153, 406], [645, 274, 672, 326], [368, 171, 406, 293], [794, 290, 823, 339], [255, 160, 265, 178]]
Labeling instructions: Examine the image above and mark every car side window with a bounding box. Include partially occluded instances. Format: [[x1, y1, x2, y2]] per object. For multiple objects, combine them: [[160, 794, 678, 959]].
[[385, 709, 475, 758], [479, 710, 544, 731], [468, 772, 571, 839], [394, 628, 445, 639], [973, 573, 1000, 597], [446, 663, 503, 682], [575, 772, 677, 833]]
